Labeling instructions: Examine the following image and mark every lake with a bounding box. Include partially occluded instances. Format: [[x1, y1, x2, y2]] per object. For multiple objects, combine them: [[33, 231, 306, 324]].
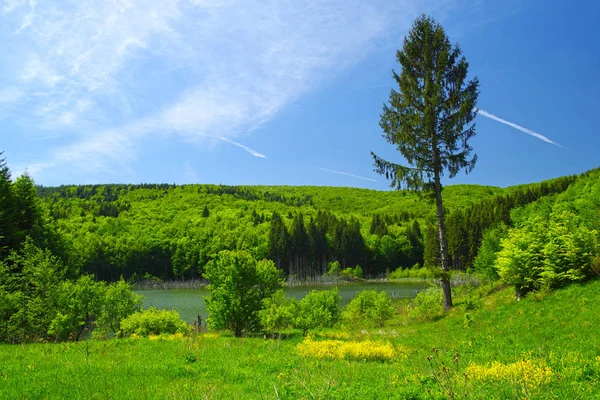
[[136, 281, 429, 323]]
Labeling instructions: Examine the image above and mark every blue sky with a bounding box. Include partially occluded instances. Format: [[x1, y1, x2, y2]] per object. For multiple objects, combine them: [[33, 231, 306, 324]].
[[1, 0, 599, 189]]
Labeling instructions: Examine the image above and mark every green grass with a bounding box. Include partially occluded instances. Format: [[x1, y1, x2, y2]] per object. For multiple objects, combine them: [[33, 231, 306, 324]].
[[2, 281, 600, 399]]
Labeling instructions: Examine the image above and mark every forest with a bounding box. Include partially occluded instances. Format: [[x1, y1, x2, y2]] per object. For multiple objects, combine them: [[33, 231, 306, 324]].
[[24, 172, 578, 283]]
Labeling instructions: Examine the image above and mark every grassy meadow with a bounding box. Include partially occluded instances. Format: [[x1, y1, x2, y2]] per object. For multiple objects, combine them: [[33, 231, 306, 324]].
[[2, 280, 599, 399]]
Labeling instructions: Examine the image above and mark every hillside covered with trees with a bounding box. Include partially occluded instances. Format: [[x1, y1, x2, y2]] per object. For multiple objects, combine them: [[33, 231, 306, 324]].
[[33, 171, 581, 282]]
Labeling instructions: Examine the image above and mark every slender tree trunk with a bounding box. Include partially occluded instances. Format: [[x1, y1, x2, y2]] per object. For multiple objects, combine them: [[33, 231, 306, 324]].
[[434, 172, 453, 310]]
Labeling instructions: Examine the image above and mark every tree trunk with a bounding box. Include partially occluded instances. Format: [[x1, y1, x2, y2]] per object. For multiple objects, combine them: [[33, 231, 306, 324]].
[[434, 173, 453, 310]]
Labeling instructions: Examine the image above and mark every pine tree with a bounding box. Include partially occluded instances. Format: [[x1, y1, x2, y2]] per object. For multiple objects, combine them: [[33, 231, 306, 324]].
[[13, 172, 43, 248], [268, 212, 289, 273], [371, 15, 479, 310], [0, 153, 16, 257]]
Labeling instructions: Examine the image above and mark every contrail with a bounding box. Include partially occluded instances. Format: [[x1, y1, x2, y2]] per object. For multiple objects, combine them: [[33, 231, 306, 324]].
[[28, 135, 60, 142], [317, 167, 378, 183], [215, 136, 267, 159], [476, 109, 562, 148]]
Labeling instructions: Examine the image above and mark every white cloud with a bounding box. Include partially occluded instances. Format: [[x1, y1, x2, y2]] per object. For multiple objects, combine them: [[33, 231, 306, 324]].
[[1, 0, 455, 180]]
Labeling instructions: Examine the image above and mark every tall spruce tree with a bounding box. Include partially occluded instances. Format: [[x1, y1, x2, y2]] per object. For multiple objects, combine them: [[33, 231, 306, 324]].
[[0, 153, 16, 257], [371, 15, 479, 309]]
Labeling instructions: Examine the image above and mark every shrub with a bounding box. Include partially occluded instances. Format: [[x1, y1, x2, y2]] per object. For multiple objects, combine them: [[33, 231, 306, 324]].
[[496, 211, 599, 299], [49, 275, 106, 341], [294, 288, 341, 335], [120, 307, 190, 337], [408, 287, 443, 321], [97, 278, 143, 337], [204, 250, 282, 337], [343, 290, 394, 328], [258, 290, 296, 335], [326, 261, 341, 276], [389, 265, 435, 279]]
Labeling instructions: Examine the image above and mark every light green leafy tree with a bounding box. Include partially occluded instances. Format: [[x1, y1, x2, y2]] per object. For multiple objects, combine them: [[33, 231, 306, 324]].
[[294, 288, 341, 335], [258, 289, 297, 336], [97, 278, 143, 337], [495, 218, 546, 300], [344, 290, 394, 327], [204, 250, 282, 337], [541, 211, 598, 288], [50, 275, 106, 341]]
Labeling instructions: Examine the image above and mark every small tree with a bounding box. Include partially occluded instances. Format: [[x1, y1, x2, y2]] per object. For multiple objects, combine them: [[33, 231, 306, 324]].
[[294, 288, 341, 335], [495, 219, 545, 300], [97, 278, 143, 337], [371, 15, 479, 310], [343, 290, 394, 328], [259, 290, 297, 336], [204, 250, 282, 337], [50, 275, 106, 341]]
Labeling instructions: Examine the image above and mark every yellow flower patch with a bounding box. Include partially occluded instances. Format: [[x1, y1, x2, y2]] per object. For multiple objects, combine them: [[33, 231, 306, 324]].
[[465, 359, 553, 389], [296, 337, 398, 362]]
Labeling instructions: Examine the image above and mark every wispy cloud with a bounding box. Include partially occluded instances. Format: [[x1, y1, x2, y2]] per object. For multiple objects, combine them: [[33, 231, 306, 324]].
[[28, 135, 59, 142], [215, 136, 267, 159], [476, 109, 563, 148], [2, 0, 454, 181], [317, 167, 378, 183]]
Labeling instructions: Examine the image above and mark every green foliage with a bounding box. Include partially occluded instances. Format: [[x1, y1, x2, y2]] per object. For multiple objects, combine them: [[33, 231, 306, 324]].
[[97, 279, 143, 337], [371, 14, 480, 310], [496, 210, 599, 298], [389, 263, 435, 279], [50, 275, 106, 341], [0, 239, 66, 342], [408, 287, 444, 321], [294, 288, 341, 335], [343, 290, 395, 327], [258, 290, 297, 334], [35, 179, 511, 281], [120, 307, 189, 337], [204, 250, 282, 337], [472, 224, 508, 281], [326, 261, 341, 276]]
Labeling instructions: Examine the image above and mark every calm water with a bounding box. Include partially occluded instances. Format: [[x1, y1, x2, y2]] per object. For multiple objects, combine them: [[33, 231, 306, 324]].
[[137, 281, 428, 323]]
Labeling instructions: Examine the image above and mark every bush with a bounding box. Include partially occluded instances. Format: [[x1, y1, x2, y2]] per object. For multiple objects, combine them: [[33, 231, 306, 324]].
[[408, 287, 444, 321], [327, 261, 341, 276], [49, 275, 106, 341], [97, 279, 143, 338], [389, 264, 435, 280], [294, 289, 341, 335], [259, 290, 297, 335], [343, 290, 394, 328], [120, 307, 190, 337], [204, 250, 282, 337], [496, 211, 599, 299]]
